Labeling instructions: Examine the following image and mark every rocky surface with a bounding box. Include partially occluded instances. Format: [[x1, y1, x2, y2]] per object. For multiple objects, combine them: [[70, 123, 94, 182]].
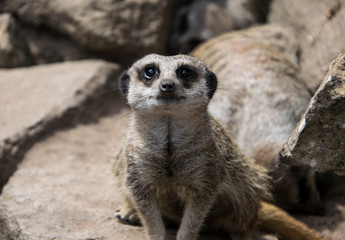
[[0, 13, 34, 68], [269, 0, 345, 92], [0, 0, 174, 63], [0, 112, 140, 240], [280, 53, 345, 175], [0, 60, 121, 191]]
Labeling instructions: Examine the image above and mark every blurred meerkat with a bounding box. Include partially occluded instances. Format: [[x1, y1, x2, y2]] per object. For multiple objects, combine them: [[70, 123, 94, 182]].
[[113, 54, 325, 240], [168, 0, 270, 54], [191, 25, 324, 214]]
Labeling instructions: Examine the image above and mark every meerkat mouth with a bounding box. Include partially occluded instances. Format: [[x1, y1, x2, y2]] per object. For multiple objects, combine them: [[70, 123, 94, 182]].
[[155, 95, 187, 105]]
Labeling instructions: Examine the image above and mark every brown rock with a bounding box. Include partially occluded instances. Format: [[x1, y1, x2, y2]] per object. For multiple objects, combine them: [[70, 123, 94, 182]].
[[21, 24, 95, 65], [269, 0, 345, 92], [0, 0, 174, 61], [0, 113, 142, 240], [0, 60, 121, 190], [280, 53, 345, 175], [0, 13, 34, 68]]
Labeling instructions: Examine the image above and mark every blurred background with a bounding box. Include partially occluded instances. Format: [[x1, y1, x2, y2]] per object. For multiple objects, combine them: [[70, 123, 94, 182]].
[[1, 1, 345, 239]]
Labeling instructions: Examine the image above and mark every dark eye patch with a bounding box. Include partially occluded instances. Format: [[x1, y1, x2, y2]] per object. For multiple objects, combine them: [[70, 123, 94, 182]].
[[176, 65, 197, 82], [140, 64, 160, 81]]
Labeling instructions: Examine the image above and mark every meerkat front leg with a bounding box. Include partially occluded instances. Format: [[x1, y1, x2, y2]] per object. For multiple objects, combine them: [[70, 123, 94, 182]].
[[115, 196, 141, 225], [128, 182, 166, 240], [177, 192, 217, 240]]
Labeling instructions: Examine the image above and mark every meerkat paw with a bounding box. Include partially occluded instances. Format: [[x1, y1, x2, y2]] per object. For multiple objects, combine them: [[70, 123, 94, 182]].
[[115, 207, 141, 225]]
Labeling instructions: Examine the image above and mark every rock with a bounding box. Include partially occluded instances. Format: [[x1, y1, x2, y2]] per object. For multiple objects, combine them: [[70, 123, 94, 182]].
[[21, 24, 95, 65], [280, 53, 345, 175], [0, 13, 34, 68], [0, 0, 174, 61], [269, 0, 345, 92], [0, 12, 93, 66], [0, 60, 121, 191], [0, 113, 142, 240]]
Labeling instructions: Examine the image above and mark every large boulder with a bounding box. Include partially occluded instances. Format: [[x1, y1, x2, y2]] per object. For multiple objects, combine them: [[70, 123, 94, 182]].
[[0, 60, 121, 190], [0, 113, 143, 240], [0, 13, 34, 68], [280, 53, 345, 175], [269, 0, 345, 92], [0, 0, 174, 62]]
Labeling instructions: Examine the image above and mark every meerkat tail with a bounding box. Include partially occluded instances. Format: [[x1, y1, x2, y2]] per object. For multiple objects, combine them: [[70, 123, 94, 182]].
[[257, 201, 326, 240]]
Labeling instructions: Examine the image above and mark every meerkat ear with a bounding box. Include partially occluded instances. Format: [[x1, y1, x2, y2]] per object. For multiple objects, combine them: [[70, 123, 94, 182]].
[[119, 71, 130, 99], [206, 70, 217, 99]]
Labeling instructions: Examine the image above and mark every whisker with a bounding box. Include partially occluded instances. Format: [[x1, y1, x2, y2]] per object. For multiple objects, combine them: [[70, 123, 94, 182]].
[[107, 108, 132, 147], [216, 87, 233, 91], [110, 108, 132, 124], [95, 87, 122, 97]]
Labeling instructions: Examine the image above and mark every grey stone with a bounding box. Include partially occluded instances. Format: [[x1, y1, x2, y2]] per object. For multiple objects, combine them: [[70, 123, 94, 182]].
[[269, 0, 345, 92], [0, 113, 144, 240], [0, 0, 174, 61], [0, 60, 121, 190], [22, 24, 95, 65], [0, 13, 34, 68], [280, 53, 345, 175]]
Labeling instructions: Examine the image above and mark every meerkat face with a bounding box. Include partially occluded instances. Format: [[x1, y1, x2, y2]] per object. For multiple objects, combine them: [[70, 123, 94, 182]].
[[119, 54, 217, 113]]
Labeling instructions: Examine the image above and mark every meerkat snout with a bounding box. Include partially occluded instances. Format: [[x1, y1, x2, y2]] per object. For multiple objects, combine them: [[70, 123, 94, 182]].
[[159, 79, 175, 94]]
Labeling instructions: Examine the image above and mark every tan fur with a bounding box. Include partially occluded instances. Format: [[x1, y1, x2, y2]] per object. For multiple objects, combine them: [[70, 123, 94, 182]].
[[113, 54, 326, 240], [191, 25, 324, 213], [258, 202, 325, 240]]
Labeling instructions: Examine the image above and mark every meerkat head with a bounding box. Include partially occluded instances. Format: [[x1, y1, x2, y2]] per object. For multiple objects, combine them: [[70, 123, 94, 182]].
[[119, 54, 217, 113]]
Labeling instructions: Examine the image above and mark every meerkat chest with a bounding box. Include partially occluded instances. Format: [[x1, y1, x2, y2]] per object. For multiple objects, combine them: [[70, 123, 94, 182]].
[[126, 117, 219, 186], [130, 115, 212, 158]]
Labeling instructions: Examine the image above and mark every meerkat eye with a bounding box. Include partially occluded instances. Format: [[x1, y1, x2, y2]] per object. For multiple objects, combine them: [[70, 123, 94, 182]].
[[143, 66, 159, 80], [177, 66, 197, 82]]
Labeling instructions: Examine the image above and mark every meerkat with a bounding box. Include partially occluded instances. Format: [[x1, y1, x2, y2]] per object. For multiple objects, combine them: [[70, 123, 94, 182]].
[[113, 54, 326, 240]]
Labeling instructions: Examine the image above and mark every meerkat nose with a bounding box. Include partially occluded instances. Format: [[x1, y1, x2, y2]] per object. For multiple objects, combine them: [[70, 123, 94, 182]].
[[160, 80, 175, 94]]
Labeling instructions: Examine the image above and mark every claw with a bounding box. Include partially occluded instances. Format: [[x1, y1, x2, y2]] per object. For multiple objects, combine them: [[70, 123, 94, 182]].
[[114, 208, 141, 226]]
